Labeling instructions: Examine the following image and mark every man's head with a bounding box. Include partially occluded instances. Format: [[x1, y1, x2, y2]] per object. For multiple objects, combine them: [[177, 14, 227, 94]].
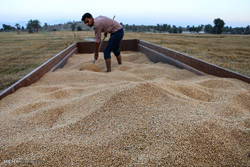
[[81, 13, 94, 27]]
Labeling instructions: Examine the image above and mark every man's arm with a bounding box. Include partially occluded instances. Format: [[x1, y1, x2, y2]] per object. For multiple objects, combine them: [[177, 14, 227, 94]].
[[94, 26, 103, 60], [94, 42, 100, 60]]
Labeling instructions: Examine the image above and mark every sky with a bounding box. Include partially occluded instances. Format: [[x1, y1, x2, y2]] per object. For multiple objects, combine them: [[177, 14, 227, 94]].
[[0, 0, 250, 28]]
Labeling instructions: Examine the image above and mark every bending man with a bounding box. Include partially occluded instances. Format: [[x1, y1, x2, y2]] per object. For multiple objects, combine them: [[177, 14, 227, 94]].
[[81, 13, 124, 72]]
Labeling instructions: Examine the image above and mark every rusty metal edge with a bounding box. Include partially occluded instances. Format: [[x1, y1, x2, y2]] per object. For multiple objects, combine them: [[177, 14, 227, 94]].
[[0, 43, 78, 100], [138, 39, 250, 83]]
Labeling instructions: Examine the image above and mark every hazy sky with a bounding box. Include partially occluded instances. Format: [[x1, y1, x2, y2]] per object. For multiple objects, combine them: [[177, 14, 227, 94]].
[[0, 0, 250, 28]]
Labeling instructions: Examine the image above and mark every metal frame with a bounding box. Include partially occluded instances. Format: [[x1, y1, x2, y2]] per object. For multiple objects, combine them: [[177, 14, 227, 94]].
[[0, 39, 249, 100]]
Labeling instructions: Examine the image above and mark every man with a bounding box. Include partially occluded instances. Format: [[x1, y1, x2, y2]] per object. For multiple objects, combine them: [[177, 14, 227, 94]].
[[81, 13, 124, 72]]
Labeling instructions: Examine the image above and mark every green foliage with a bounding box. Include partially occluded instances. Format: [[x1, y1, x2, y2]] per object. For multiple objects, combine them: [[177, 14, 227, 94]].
[[27, 19, 41, 33], [223, 25, 250, 34], [2, 24, 16, 31], [204, 24, 213, 33], [15, 24, 20, 29], [123, 24, 183, 34], [43, 23, 49, 31], [121, 18, 246, 34], [77, 26, 82, 31], [188, 25, 202, 33], [213, 18, 225, 34], [71, 23, 77, 31], [169, 25, 178, 33], [245, 26, 250, 34], [178, 27, 183, 33]]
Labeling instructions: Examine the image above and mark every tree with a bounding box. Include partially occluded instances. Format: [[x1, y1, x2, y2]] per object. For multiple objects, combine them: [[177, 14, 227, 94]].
[[189, 25, 195, 32], [26, 21, 33, 33], [2, 24, 15, 31], [15, 23, 20, 29], [167, 25, 171, 32], [204, 24, 213, 33], [196, 26, 202, 33], [172, 25, 178, 33], [132, 24, 137, 32], [162, 24, 168, 32], [27, 19, 41, 33], [213, 18, 225, 34], [33, 20, 41, 33], [15, 23, 20, 34], [178, 26, 183, 33], [244, 25, 250, 34], [44, 23, 49, 31], [156, 24, 162, 33], [223, 26, 230, 34], [77, 26, 82, 31], [71, 22, 77, 31], [169, 25, 178, 33]]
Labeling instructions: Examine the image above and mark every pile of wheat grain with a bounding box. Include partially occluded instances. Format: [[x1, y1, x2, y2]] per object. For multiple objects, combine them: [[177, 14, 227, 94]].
[[0, 52, 249, 166]]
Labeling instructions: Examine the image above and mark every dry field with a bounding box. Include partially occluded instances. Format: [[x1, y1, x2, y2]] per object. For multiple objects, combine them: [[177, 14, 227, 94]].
[[0, 31, 249, 92]]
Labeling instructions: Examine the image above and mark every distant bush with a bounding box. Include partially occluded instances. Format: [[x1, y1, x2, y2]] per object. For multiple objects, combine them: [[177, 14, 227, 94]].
[[2, 24, 16, 31], [27, 19, 41, 33], [77, 26, 82, 31]]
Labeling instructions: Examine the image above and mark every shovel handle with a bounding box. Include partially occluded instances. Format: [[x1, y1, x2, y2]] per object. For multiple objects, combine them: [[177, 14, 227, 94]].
[[98, 36, 106, 52]]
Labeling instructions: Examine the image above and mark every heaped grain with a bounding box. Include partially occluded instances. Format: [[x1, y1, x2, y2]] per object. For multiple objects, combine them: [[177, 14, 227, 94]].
[[0, 52, 249, 166]]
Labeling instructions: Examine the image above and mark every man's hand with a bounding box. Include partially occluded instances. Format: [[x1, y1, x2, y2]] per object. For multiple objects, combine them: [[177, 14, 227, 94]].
[[104, 32, 108, 37], [95, 42, 100, 61], [94, 53, 99, 60]]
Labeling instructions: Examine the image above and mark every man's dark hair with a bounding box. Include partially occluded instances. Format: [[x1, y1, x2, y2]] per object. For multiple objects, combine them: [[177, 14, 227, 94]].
[[81, 13, 92, 21]]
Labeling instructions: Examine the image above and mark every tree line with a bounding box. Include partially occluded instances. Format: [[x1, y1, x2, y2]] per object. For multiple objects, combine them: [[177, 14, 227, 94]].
[[122, 18, 250, 34], [1, 18, 250, 34], [1, 19, 41, 33]]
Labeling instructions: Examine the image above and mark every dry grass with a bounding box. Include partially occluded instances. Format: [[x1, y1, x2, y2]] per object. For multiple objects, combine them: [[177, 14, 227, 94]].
[[0, 31, 249, 92]]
